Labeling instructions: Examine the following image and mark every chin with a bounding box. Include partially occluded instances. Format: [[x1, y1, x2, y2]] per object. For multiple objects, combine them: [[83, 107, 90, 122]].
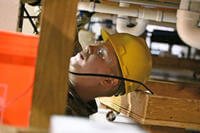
[[69, 64, 78, 72]]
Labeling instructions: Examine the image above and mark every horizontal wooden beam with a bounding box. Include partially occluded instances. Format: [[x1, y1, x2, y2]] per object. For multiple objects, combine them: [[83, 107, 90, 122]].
[[146, 80, 200, 99], [99, 80, 200, 130], [152, 56, 200, 72]]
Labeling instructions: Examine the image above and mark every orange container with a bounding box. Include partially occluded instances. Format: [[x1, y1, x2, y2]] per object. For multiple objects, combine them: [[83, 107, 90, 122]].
[[0, 31, 38, 127]]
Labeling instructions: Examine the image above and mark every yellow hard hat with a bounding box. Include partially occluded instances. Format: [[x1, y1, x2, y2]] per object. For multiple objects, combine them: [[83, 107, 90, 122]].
[[101, 29, 152, 94]]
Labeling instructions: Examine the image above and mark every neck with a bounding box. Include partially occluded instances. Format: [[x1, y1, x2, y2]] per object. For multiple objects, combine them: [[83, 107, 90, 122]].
[[70, 82, 96, 103], [77, 90, 95, 103]]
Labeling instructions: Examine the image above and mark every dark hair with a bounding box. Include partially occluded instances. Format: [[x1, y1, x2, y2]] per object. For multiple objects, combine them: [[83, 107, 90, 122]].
[[114, 81, 125, 96]]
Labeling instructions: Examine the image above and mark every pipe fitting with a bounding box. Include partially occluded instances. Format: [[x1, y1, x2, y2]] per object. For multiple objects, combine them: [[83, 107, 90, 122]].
[[176, 9, 200, 49], [116, 16, 148, 36], [116, 2, 148, 36]]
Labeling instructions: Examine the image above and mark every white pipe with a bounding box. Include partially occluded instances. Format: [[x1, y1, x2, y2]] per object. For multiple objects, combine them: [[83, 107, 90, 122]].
[[90, 13, 116, 37], [91, 13, 116, 23], [116, 16, 148, 36], [116, 3, 147, 36], [78, 2, 176, 23], [177, 0, 200, 49], [78, 2, 138, 17], [180, 0, 200, 12], [118, 0, 179, 9], [176, 9, 200, 49], [179, 0, 190, 10]]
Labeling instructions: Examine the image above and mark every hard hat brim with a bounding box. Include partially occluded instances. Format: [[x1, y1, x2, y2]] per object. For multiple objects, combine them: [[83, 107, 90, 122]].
[[101, 29, 110, 42]]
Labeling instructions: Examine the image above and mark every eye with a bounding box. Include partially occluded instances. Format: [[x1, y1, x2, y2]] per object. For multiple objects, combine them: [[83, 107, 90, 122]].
[[97, 47, 107, 59]]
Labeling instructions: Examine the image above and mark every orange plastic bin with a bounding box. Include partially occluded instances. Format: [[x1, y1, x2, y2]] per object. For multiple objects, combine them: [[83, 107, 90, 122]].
[[0, 31, 38, 127]]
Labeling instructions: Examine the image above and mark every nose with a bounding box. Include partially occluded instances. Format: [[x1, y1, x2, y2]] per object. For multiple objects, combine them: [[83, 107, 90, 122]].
[[86, 45, 98, 54]]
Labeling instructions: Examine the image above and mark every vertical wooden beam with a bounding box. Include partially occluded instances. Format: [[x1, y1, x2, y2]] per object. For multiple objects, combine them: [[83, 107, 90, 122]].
[[30, 0, 78, 128]]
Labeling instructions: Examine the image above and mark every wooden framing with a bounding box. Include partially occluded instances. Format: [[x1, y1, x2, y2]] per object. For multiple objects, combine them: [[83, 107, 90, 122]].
[[30, 0, 78, 128], [99, 79, 200, 130], [146, 80, 200, 99], [152, 56, 200, 72], [1, 0, 199, 132]]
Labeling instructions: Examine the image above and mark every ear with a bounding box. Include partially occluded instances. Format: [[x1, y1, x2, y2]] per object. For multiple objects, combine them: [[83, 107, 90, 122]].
[[100, 78, 119, 89]]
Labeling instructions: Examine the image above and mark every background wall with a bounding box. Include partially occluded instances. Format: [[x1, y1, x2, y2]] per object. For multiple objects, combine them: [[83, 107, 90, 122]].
[[0, 1, 35, 34], [0, 1, 20, 32]]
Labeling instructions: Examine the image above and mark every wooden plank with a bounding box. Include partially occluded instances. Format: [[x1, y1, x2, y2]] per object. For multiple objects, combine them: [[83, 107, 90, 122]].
[[100, 92, 150, 122], [146, 80, 200, 99], [99, 102, 187, 133], [152, 56, 200, 72], [99, 89, 200, 130], [0, 124, 47, 133], [146, 95, 200, 124], [101, 99, 200, 130], [30, 0, 78, 128], [143, 125, 186, 133], [141, 118, 200, 130], [99, 92, 148, 120], [125, 92, 148, 117]]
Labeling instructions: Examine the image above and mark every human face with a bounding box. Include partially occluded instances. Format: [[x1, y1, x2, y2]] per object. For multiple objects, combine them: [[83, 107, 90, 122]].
[[69, 41, 120, 86]]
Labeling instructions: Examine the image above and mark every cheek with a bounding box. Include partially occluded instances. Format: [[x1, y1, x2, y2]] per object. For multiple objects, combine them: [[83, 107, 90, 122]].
[[75, 76, 101, 87], [82, 56, 110, 73]]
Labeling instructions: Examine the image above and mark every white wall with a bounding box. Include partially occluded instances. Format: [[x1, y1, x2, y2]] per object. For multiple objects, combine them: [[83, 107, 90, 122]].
[[0, 0, 20, 32]]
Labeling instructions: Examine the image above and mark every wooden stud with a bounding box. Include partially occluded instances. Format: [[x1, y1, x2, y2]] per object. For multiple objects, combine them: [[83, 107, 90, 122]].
[[30, 0, 78, 128]]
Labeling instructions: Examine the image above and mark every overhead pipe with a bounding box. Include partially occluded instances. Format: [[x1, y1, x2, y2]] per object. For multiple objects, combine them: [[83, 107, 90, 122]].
[[90, 13, 116, 23], [78, 2, 177, 23], [111, 0, 179, 9], [89, 13, 117, 38], [176, 0, 200, 49], [90, 13, 176, 31], [78, 2, 138, 18], [116, 3, 148, 36], [116, 17, 148, 36]]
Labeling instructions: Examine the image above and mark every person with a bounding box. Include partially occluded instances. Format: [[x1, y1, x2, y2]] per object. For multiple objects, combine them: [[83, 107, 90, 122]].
[[66, 29, 152, 117]]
